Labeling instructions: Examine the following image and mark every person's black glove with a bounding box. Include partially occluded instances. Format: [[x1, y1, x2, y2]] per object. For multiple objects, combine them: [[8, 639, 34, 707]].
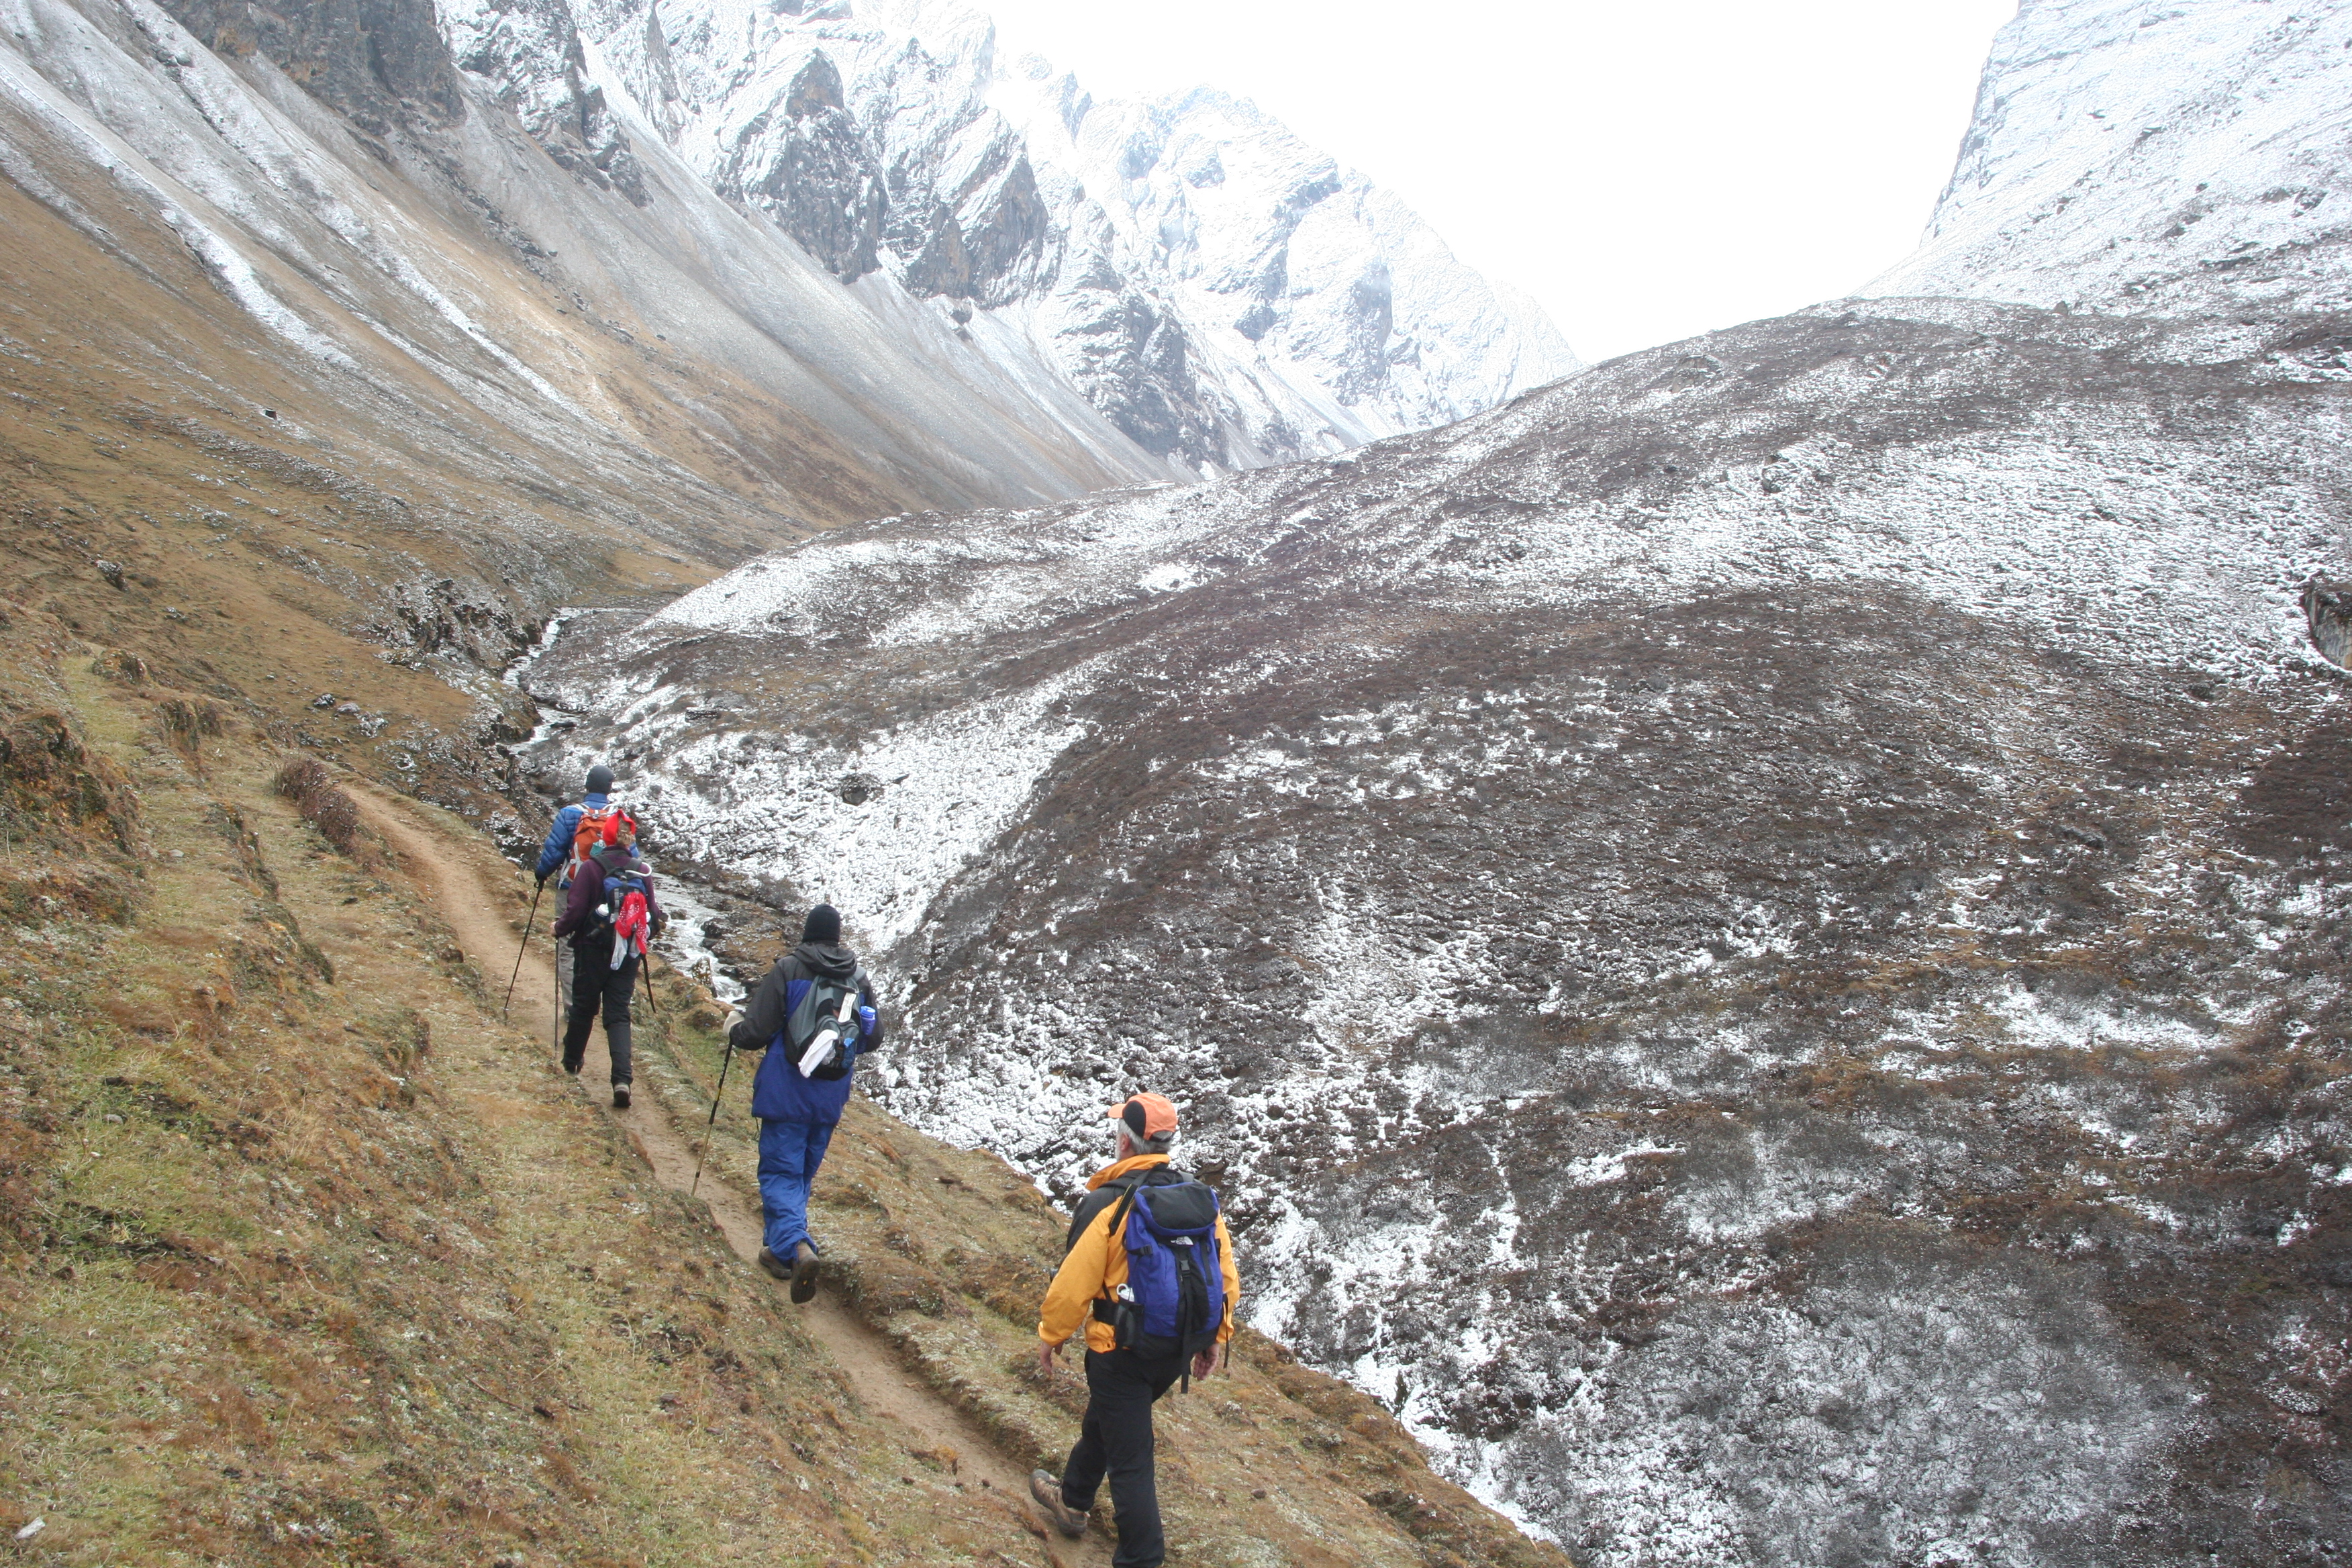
[[535, 869, 550, 890]]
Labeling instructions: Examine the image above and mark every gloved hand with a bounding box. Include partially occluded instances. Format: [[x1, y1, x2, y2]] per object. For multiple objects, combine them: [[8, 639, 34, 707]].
[[722, 1007, 746, 1038], [535, 869, 549, 890]]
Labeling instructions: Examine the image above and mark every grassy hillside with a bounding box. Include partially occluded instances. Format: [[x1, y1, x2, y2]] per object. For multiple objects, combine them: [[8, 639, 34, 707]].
[[0, 585, 1568, 1564]]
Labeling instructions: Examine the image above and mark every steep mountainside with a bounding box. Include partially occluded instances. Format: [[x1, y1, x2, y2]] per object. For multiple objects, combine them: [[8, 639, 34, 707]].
[[5, 0, 1175, 534], [528, 294, 2352, 1567], [1865, 0, 2352, 317], [487, 0, 1579, 469], [526, 1, 2352, 1560], [0, 594, 1566, 1567], [0, 0, 1179, 826], [1, 0, 1569, 777]]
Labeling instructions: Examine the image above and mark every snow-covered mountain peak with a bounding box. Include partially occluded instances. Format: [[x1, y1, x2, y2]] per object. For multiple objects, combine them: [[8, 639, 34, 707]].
[[1866, 0, 2352, 315], [546, 0, 1579, 469]]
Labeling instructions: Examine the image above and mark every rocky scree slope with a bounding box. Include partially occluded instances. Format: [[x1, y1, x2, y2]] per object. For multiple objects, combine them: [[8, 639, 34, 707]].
[[0, 0, 1182, 608], [1865, 0, 2352, 319], [530, 290, 2352, 1567], [457, 0, 1578, 471]]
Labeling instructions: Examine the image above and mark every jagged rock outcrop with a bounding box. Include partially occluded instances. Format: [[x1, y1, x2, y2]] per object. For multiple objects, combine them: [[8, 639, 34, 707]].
[[708, 50, 883, 276], [444, 0, 649, 201], [157, 0, 465, 132]]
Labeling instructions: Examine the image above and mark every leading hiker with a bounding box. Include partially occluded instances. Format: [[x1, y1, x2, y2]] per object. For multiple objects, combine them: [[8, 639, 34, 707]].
[[1029, 1093, 1239, 1567], [534, 763, 618, 1020], [550, 807, 665, 1108], [723, 903, 882, 1303]]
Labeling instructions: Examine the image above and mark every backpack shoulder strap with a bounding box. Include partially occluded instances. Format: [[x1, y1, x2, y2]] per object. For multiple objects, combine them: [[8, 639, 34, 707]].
[[1087, 1166, 1194, 1300], [1065, 1171, 1143, 1258], [1084, 1173, 1157, 1322], [1104, 1173, 1151, 1237]]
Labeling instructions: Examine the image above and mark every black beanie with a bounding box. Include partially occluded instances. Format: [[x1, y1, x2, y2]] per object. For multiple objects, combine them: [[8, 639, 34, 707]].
[[585, 763, 615, 795], [801, 903, 842, 944]]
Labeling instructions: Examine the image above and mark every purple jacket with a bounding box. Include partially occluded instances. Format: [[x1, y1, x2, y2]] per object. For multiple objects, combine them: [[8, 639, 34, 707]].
[[552, 846, 664, 950]]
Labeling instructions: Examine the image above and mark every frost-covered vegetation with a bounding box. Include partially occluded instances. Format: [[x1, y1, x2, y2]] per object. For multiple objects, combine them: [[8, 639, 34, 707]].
[[543, 285, 2352, 1564]]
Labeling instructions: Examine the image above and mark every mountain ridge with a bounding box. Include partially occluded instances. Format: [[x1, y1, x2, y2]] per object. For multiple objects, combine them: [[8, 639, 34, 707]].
[[1864, 0, 2352, 317], [532, 0, 1581, 470]]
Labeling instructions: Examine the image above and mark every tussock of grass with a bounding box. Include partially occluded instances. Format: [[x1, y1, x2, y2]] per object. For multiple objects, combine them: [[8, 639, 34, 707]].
[[273, 758, 373, 866]]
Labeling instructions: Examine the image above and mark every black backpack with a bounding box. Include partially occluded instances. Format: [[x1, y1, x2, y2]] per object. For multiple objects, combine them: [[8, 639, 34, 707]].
[[781, 973, 861, 1081]]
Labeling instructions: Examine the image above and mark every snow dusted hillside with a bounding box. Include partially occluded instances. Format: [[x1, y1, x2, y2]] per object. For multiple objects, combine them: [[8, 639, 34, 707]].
[[1865, 0, 2352, 316], [530, 295, 2352, 1566], [501, 4, 2352, 1563], [0, 0, 1179, 594], [475, 0, 1579, 469]]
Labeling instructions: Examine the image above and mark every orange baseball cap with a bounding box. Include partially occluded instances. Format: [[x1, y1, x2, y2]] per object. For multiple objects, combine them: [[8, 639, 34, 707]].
[[1108, 1093, 1178, 1142]]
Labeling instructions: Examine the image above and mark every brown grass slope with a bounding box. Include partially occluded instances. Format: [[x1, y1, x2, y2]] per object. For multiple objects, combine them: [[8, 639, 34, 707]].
[[0, 601, 1568, 1562]]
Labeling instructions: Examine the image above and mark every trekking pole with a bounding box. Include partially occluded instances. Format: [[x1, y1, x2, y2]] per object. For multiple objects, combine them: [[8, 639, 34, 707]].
[[640, 954, 660, 1017], [501, 879, 544, 1020], [689, 1044, 734, 1197]]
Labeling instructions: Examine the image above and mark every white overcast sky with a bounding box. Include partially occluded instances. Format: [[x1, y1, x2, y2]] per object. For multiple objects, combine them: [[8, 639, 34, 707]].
[[975, 0, 2020, 362]]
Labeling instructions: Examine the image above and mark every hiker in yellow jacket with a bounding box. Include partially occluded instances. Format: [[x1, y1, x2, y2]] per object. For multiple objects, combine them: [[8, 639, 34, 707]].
[[1030, 1093, 1240, 1567]]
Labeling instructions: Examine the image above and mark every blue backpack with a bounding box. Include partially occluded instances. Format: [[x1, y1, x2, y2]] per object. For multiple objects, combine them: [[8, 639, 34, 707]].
[[1099, 1176, 1225, 1383]]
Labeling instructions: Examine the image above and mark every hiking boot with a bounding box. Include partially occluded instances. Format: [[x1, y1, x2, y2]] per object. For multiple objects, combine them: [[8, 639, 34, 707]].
[[561, 1054, 582, 1077], [611, 1083, 631, 1109], [1028, 1471, 1087, 1539], [789, 1241, 820, 1305], [757, 1247, 792, 1282]]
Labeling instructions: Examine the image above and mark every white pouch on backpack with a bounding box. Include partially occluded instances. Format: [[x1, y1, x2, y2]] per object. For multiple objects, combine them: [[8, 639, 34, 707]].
[[795, 987, 861, 1079]]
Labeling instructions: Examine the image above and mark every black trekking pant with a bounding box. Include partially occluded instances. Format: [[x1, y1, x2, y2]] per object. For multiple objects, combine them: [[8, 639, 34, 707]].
[[1063, 1346, 1188, 1568], [562, 941, 636, 1086]]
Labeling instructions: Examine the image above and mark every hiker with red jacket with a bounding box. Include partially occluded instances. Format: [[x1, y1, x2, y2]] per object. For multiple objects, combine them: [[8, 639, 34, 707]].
[[723, 903, 881, 1303], [551, 809, 664, 1109], [534, 763, 617, 1017], [1030, 1093, 1239, 1566]]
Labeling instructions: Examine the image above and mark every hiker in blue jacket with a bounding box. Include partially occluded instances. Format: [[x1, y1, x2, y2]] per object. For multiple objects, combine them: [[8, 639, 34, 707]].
[[534, 763, 615, 1009], [724, 903, 881, 1302]]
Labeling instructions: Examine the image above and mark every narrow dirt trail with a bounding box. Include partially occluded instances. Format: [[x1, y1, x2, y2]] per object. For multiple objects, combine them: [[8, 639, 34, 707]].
[[354, 789, 1109, 1568]]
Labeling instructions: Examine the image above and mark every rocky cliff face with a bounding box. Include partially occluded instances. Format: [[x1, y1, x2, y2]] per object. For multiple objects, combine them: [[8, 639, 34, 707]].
[[1864, 0, 2352, 317], [467, 0, 1579, 470], [157, 0, 464, 132]]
